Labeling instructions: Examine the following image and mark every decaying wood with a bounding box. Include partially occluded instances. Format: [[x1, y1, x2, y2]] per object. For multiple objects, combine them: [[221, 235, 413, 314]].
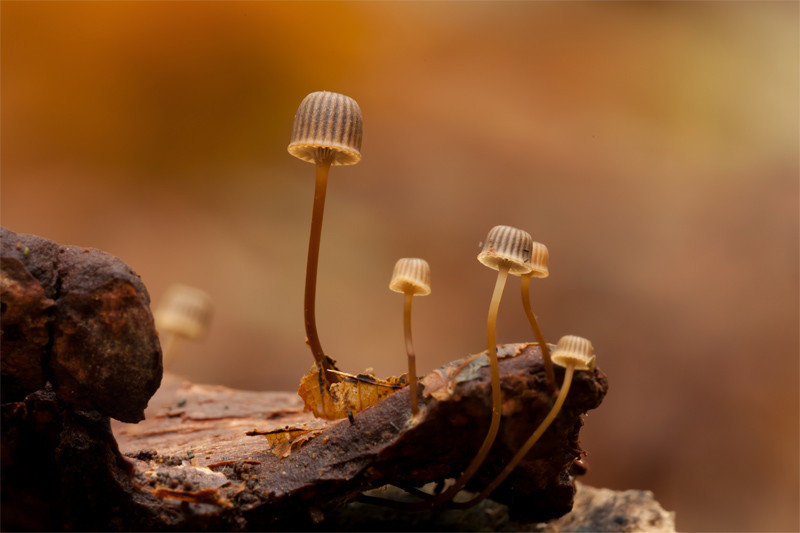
[[1, 227, 162, 422], [121, 344, 607, 526], [332, 482, 676, 532], [1, 228, 677, 531], [3, 343, 608, 531]]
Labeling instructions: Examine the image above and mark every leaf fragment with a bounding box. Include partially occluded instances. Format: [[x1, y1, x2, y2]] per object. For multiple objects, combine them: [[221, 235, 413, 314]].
[[421, 353, 489, 401], [421, 343, 538, 401], [247, 424, 327, 458], [297, 365, 406, 420]]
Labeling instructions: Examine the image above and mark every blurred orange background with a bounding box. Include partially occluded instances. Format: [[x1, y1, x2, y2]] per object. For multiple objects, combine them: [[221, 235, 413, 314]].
[[2, 2, 798, 531]]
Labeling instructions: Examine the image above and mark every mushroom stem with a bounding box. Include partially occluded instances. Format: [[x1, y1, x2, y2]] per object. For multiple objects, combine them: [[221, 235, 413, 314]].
[[521, 273, 555, 392], [367, 263, 510, 510], [304, 151, 339, 385], [423, 263, 509, 506], [403, 291, 419, 415], [389, 258, 430, 416], [448, 364, 575, 509], [161, 333, 182, 370], [485, 265, 508, 422]]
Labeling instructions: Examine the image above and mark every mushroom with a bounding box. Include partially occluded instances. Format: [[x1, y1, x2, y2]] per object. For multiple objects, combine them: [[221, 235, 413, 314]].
[[357, 226, 534, 510], [154, 284, 213, 369], [520, 241, 556, 392], [449, 334, 596, 509], [288, 91, 363, 387], [414, 224, 534, 506], [389, 258, 431, 415]]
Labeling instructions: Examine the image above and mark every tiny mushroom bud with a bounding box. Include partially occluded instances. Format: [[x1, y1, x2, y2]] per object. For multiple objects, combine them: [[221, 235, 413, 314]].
[[520, 241, 556, 392], [450, 334, 596, 509], [288, 91, 363, 387], [389, 258, 431, 415], [154, 284, 213, 369]]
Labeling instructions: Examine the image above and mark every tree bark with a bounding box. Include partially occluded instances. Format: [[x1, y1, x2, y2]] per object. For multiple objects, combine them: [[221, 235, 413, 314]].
[[0, 228, 679, 532]]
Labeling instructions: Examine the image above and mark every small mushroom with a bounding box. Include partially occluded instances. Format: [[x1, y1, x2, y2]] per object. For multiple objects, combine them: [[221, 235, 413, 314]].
[[154, 284, 213, 369], [420, 225, 534, 506], [389, 258, 431, 415], [449, 334, 596, 509], [520, 241, 555, 392], [288, 91, 363, 387]]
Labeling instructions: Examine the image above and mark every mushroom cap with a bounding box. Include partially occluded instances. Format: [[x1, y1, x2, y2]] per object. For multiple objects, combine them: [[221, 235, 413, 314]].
[[154, 284, 213, 340], [527, 241, 550, 278], [551, 335, 596, 371], [288, 91, 363, 166], [389, 258, 431, 296], [477, 225, 534, 276]]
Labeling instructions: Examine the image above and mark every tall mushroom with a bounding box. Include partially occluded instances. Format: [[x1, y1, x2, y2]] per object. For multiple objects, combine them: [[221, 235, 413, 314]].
[[418, 225, 534, 507], [389, 258, 431, 415], [288, 91, 363, 387], [521, 241, 556, 392]]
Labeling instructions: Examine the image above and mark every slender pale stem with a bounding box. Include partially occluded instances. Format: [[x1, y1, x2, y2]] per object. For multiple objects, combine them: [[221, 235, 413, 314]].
[[414, 264, 509, 507], [304, 154, 338, 385], [161, 333, 182, 371], [356, 266, 510, 510], [521, 273, 555, 393], [449, 364, 575, 509], [403, 292, 419, 415]]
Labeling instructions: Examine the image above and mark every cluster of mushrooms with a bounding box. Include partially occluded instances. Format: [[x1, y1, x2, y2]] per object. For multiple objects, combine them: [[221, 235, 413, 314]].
[[287, 91, 597, 509]]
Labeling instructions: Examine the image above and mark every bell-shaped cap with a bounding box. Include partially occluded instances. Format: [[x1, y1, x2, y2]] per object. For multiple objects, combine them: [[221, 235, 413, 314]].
[[527, 241, 549, 278], [389, 258, 431, 296], [551, 335, 596, 371], [154, 284, 213, 341], [288, 91, 363, 166], [477, 225, 534, 276]]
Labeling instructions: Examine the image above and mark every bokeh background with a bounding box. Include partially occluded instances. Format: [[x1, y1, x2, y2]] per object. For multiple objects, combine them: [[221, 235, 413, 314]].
[[2, 1, 797, 531]]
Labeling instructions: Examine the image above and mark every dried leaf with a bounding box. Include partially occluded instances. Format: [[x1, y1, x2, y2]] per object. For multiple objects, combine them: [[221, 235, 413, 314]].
[[247, 424, 327, 458], [420, 343, 538, 402], [421, 353, 489, 401], [497, 342, 534, 358], [297, 365, 406, 420], [273, 430, 321, 458]]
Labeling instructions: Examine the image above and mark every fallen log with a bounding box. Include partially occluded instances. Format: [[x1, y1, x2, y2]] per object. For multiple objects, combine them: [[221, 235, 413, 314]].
[[1, 227, 679, 532], [112, 344, 607, 530], [3, 344, 608, 531]]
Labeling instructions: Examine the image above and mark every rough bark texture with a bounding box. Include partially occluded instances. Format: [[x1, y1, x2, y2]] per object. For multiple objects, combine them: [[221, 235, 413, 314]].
[[3, 348, 609, 531], [0, 256, 53, 400], [1, 226, 162, 421], [329, 483, 676, 532], [1, 228, 674, 531]]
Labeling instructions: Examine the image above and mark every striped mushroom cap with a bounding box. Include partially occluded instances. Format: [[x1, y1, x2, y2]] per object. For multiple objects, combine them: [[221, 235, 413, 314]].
[[528, 241, 550, 278], [550, 335, 596, 371], [389, 258, 431, 296], [477, 225, 534, 276], [155, 284, 213, 341], [287, 91, 363, 166]]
